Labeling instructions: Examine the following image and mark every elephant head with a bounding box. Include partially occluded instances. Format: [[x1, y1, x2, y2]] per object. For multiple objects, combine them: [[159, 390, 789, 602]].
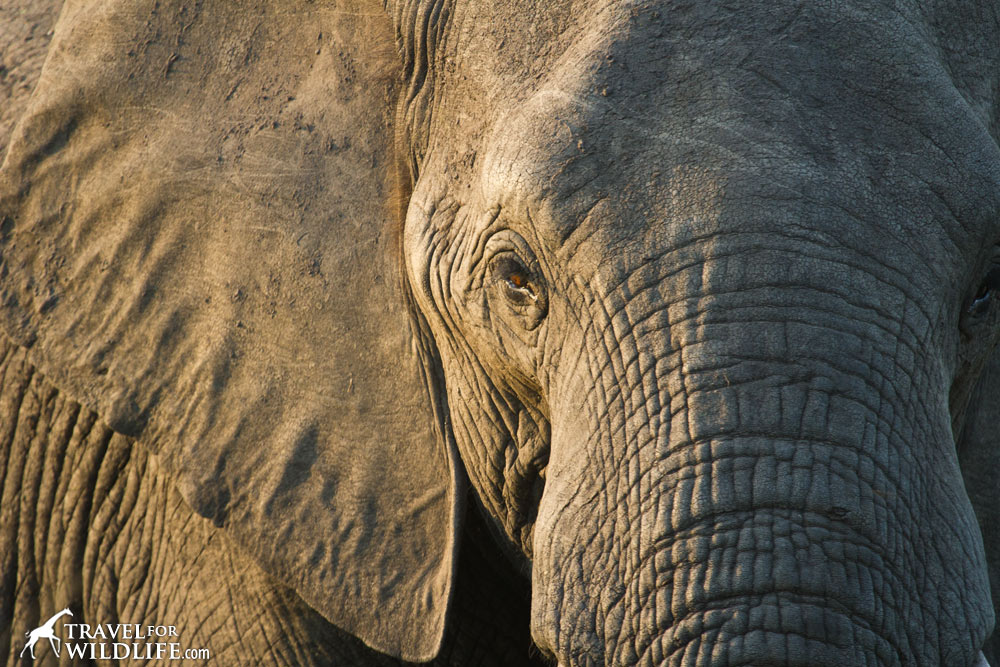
[[1, 0, 998, 665]]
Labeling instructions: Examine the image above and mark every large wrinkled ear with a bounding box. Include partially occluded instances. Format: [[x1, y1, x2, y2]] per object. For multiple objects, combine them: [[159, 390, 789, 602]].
[[958, 346, 1000, 662], [0, 0, 458, 660]]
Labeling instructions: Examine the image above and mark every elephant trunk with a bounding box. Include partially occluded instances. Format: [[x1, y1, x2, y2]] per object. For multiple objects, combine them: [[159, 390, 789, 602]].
[[530, 250, 993, 666]]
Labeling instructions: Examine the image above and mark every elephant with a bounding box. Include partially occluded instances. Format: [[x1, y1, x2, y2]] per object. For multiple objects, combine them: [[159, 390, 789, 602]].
[[1, 0, 999, 665]]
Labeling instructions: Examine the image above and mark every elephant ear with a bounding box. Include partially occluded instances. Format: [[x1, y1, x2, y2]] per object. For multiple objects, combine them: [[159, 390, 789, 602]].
[[958, 345, 1000, 662], [0, 0, 458, 660]]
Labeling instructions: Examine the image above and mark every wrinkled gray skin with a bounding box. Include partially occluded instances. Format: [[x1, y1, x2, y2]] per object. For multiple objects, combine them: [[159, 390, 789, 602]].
[[4, 0, 1000, 665], [403, 1, 1000, 664]]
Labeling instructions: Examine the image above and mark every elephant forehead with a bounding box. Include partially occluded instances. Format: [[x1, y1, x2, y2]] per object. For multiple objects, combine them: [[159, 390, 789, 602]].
[[472, 1, 1000, 268], [456, 0, 999, 110]]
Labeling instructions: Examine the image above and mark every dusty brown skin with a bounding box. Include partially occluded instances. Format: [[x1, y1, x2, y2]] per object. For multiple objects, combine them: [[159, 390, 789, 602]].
[[0, 1, 59, 161], [2, 1, 1000, 666]]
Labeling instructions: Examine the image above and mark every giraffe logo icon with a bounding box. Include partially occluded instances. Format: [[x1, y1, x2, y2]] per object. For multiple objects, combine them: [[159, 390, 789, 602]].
[[19, 608, 72, 660]]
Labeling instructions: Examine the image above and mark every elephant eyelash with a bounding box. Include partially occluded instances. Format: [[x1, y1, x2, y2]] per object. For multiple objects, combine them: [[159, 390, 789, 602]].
[[503, 276, 538, 302]]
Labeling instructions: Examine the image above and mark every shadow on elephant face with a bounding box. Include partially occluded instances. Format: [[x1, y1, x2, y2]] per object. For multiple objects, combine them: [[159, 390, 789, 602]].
[[2, 0, 1000, 665]]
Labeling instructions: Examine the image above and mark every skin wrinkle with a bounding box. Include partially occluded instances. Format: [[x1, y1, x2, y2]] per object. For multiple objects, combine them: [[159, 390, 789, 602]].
[[577, 257, 939, 448], [662, 613, 893, 667], [409, 171, 565, 552], [446, 282, 553, 551], [612, 486, 904, 664], [568, 434, 912, 600], [27, 389, 58, 572], [609, 212, 936, 306], [516, 214, 976, 664], [635, 507, 896, 586], [1, 331, 541, 665], [600, 239, 933, 338], [664, 344, 916, 451], [663, 595, 894, 652]]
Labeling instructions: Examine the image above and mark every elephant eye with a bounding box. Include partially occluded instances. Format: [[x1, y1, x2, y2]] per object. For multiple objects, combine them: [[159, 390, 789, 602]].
[[968, 266, 1000, 318], [486, 251, 548, 331], [507, 270, 529, 290], [494, 256, 537, 305]]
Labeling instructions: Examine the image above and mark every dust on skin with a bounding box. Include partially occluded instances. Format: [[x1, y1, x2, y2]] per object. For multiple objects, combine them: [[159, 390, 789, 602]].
[[0, 0, 61, 159]]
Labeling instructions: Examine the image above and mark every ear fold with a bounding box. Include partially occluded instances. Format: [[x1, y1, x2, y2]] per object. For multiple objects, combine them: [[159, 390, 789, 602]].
[[0, 0, 458, 660], [958, 345, 1000, 663]]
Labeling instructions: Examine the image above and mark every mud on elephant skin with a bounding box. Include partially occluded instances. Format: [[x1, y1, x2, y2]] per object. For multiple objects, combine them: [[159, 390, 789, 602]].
[[1, 0, 1000, 666]]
